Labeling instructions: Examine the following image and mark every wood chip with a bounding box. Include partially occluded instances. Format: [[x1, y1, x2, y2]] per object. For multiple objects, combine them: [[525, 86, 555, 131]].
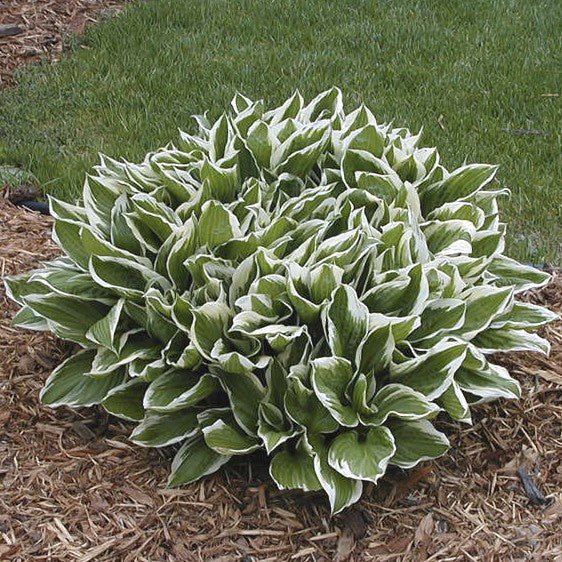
[[0, 24, 23, 37], [0, 0, 132, 88], [0, 202, 561, 561]]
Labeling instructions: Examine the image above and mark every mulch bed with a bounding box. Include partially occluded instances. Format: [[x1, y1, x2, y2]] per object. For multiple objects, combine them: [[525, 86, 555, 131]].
[[0, 198, 561, 561], [0, 0, 132, 88], [2, 4, 561, 559]]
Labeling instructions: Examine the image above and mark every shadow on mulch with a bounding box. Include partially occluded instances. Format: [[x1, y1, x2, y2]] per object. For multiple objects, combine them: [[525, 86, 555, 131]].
[[0, 199, 561, 561]]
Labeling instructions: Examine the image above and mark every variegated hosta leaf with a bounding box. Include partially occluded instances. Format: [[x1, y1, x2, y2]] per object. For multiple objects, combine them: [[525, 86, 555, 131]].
[[309, 434, 363, 515], [270, 437, 322, 492], [6, 88, 556, 514], [327, 427, 395, 483], [40, 350, 124, 407], [130, 410, 199, 447], [168, 433, 231, 487]]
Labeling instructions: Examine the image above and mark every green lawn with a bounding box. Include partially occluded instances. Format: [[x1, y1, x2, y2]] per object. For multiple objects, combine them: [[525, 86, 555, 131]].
[[0, 0, 560, 262]]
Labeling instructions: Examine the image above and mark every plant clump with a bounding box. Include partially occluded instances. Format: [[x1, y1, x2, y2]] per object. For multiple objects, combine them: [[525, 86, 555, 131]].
[[5, 89, 557, 513]]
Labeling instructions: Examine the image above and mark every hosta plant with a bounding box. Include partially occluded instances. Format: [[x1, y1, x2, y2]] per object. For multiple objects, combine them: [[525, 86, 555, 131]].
[[6, 89, 557, 514]]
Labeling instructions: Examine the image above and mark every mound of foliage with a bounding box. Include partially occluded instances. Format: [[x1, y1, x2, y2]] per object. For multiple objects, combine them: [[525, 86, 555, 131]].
[[6, 89, 557, 513]]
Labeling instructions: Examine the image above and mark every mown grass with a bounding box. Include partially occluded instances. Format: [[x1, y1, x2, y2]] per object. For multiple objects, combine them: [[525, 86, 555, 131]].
[[0, 0, 560, 262]]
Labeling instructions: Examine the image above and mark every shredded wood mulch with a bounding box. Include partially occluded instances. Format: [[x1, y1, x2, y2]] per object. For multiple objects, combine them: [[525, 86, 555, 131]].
[[0, 199, 561, 562], [0, 0, 132, 88]]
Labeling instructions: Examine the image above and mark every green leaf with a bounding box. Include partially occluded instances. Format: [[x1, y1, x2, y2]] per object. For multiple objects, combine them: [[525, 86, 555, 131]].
[[203, 420, 260, 455], [270, 438, 322, 492], [409, 299, 465, 342], [10, 306, 50, 331], [276, 130, 330, 176], [257, 407, 299, 454], [327, 426, 395, 483], [437, 381, 471, 423], [28, 266, 115, 304], [387, 419, 449, 468], [91, 331, 159, 375], [490, 302, 558, 330], [284, 378, 339, 434], [23, 293, 108, 345], [198, 200, 242, 248], [325, 285, 369, 360], [309, 264, 344, 303], [356, 323, 394, 375], [40, 350, 123, 407], [286, 273, 321, 325], [86, 299, 125, 351], [80, 226, 152, 267], [361, 276, 411, 315], [455, 353, 521, 401], [311, 357, 358, 427], [473, 328, 550, 355], [420, 164, 497, 213], [216, 370, 265, 436], [246, 120, 272, 168], [422, 220, 475, 256], [459, 286, 513, 338], [209, 113, 230, 161], [83, 174, 123, 234], [309, 435, 363, 515], [345, 124, 384, 158], [265, 90, 303, 124], [168, 433, 231, 487], [191, 301, 233, 359], [130, 410, 199, 447], [487, 256, 551, 293], [102, 378, 147, 421], [48, 195, 88, 223], [89, 254, 170, 300], [130, 193, 179, 240], [300, 87, 342, 122], [371, 383, 440, 425], [144, 371, 218, 412], [390, 341, 467, 400]]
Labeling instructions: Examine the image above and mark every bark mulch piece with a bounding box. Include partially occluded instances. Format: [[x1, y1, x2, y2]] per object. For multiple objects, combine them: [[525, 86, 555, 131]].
[[0, 0, 132, 88], [0, 199, 561, 561]]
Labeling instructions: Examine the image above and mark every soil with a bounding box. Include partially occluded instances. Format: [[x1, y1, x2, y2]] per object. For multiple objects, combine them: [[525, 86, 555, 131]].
[[0, 198, 561, 561]]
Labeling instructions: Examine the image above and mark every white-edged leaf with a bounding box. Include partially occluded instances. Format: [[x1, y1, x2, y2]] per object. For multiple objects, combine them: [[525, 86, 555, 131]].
[[327, 426, 395, 483], [388, 419, 449, 468], [487, 257, 551, 293], [86, 299, 125, 351], [198, 200, 242, 248], [284, 378, 339, 434], [437, 381, 471, 423], [167, 433, 231, 487], [309, 434, 363, 515], [191, 301, 233, 359], [459, 286, 513, 339], [203, 419, 260, 455], [102, 378, 147, 421], [390, 341, 467, 400], [216, 370, 265, 436], [130, 410, 198, 447], [144, 371, 217, 412], [40, 350, 123, 407], [370, 383, 440, 425], [473, 328, 550, 355], [311, 357, 358, 427], [325, 285, 369, 360], [23, 293, 108, 345], [270, 438, 322, 492], [490, 301, 558, 330]]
